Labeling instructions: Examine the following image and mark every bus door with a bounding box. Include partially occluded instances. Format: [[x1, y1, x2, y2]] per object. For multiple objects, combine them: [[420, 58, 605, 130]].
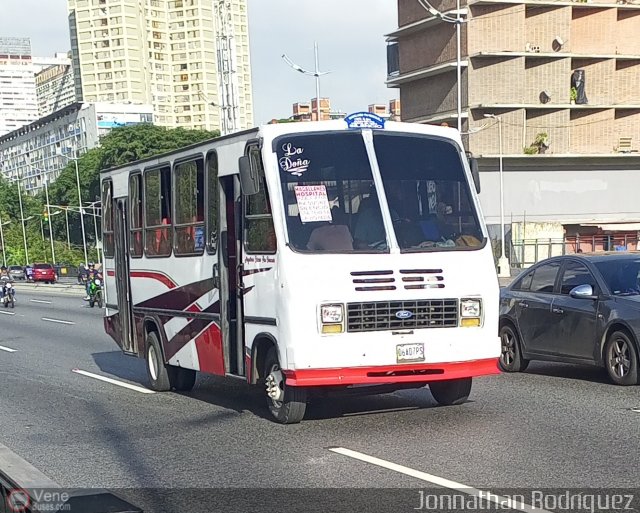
[[217, 173, 243, 376], [113, 198, 136, 354]]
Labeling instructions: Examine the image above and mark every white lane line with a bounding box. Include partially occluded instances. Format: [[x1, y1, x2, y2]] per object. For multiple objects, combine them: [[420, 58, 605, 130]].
[[42, 317, 75, 325], [72, 369, 155, 394], [328, 447, 551, 513], [0, 345, 17, 353], [0, 311, 15, 316], [30, 299, 52, 304]]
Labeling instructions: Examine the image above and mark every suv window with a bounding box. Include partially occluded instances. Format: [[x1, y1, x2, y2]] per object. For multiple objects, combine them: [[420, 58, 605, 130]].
[[8, 266, 21, 271], [529, 262, 561, 293], [560, 261, 598, 295], [33, 264, 53, 270]]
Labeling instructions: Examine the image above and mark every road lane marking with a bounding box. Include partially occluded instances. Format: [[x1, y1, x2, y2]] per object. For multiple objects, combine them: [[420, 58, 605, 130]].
[[42, 317, 75, 325], [328, 447, 551, 513], [0, 311, 15, 316], [72, 369, 155, 394], [0, 345, 17, 353], [30, 299, 52, 304]]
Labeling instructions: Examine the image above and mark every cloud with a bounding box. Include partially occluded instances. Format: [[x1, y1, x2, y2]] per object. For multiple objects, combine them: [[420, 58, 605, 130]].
[[0, 0, 399, 125]]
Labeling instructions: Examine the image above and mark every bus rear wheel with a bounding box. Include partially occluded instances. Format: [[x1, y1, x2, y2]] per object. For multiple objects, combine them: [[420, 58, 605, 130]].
[[429, 378, 472, 406], [146, 331, 172, 391], [264, 346, 307, 424]]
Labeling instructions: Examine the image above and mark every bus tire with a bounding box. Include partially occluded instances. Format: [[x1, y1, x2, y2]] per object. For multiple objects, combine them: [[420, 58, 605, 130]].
[[429, 378, 472, 406], [264, 346, 307, 424], [170, 367, 196, 392], [146, 331, 172, 392]]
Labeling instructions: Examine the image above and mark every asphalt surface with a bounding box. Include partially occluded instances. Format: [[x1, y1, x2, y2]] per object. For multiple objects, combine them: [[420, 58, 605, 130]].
[[2, 288, 640, 512]]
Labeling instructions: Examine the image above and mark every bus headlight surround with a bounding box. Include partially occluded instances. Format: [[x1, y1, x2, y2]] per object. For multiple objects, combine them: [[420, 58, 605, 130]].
[[460, 298, 482, 327], [320, 304, 344, 334]]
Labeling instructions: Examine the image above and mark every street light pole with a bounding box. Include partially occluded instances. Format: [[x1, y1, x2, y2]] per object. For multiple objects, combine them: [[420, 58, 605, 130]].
[[456, 0, 462, 132], [15, 173, 29, 265], [282, 43, 332, 122], [57, 147, 88, 266], [313, 41, 321, 121], [74, 159, 88, 266], [65, 208, 70, 249], [0, 216, 8, 268], [484, 113, 510, 277], [43, 176, 56, 265]]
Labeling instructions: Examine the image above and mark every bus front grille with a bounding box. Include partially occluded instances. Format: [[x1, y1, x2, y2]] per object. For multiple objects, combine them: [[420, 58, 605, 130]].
[[346, 299, 458, 333]]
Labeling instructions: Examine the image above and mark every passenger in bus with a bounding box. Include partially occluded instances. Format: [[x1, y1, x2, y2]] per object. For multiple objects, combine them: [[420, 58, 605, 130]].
[[306, 207, 353, 251]]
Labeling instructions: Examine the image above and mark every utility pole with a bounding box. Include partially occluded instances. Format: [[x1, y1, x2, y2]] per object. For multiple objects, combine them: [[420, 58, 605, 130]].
[[214, 0, 240, 135]]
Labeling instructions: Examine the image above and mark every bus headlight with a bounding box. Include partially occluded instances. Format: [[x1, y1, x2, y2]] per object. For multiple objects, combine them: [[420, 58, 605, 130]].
[[460, 299, 482, 327], [320, 304, 344, 334]]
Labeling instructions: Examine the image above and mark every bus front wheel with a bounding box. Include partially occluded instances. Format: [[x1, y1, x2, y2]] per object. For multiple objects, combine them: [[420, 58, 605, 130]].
[[264, 346, 307, 424], [429, 378, 472, 406]]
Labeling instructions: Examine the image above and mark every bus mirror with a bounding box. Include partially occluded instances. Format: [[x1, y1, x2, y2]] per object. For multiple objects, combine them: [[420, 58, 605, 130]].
[[239, 155, 259, 196], [469, 157, 481, 194]]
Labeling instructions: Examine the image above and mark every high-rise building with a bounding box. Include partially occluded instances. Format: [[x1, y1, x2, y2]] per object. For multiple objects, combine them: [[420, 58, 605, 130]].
[[0, 37, 39, 136], [67, 0, 253, 132], [0, 102, 153, 194], [386, 1, 640, 263], [35, 52, 77, 117]]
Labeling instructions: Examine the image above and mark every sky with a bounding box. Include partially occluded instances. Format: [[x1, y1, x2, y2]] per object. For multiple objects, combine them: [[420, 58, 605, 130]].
[[0, 0, 399, 125]]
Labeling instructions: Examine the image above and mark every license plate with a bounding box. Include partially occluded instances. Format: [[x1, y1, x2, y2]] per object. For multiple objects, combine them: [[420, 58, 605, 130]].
[[396, 343, 425, 363]]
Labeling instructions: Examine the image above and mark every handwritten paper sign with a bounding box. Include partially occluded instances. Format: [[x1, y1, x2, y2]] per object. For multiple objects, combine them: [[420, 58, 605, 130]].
[[294, 185, 332, 223]]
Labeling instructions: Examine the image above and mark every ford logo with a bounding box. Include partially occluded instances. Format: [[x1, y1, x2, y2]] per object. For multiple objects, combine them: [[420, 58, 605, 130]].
[[395, 310, 413, 320]]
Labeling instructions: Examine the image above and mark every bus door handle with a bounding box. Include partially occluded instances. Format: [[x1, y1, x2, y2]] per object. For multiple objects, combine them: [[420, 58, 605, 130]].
[[237, 264, 247, 294], [213, 264, 220, 289]]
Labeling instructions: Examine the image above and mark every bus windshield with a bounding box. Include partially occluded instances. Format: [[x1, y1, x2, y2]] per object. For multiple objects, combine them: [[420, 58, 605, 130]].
[[276, 131, 484, 253], [373, 132, 485, 252]]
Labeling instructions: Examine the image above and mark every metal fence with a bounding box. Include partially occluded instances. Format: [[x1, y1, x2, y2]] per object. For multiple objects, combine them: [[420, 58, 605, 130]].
[[510, 234, 639, 269]]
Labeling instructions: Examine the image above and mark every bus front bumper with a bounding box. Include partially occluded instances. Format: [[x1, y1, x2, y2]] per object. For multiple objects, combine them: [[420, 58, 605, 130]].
[[282, 357, 500, 387]]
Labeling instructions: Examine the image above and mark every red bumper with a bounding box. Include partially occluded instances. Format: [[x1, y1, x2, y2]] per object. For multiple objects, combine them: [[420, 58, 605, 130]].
[[282, 358, 500, 387]]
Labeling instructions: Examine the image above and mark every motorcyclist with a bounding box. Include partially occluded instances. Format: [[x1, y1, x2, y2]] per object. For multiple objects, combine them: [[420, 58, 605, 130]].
[[84, 263, 103, 300], [0, 266, 15, 302]]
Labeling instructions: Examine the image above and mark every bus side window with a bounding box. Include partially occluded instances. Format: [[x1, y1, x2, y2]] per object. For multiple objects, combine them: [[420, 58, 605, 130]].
[[206, 151, 218, 254], [174, 158, 205, 256], [244, 147, 276, 253], [102, 180, 114, 258], [129, 172, 143, 257], [144, 165, 172, 257]]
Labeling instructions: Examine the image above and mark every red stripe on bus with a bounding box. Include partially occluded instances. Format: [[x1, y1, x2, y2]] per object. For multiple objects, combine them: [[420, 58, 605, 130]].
[[194, 323, 225, 376], [130, 271, 177, 289], [282, 358, 501, 387]]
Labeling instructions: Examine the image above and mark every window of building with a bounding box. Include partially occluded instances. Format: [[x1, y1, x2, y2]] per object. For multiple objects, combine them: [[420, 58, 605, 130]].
[[244, 147, 276, 253], [129, 172, 143, 257], [102, 179, 114, 257], [144, 165, 172, 257], [173, 158, 205, 256]]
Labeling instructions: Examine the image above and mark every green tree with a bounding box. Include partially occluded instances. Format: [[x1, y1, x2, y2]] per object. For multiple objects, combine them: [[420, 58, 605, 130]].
[[2, 124, 219, 265]]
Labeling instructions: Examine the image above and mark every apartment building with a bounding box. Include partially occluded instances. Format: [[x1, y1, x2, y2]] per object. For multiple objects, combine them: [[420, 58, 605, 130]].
[[0, 102, 153, 194], [387, 0, 640, 262], [36, 53, 77, 117], [67, 0, 253, 132], [0, 37, 39, 136]]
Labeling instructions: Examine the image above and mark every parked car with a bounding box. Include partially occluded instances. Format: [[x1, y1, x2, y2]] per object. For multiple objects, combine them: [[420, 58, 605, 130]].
[[8, 265, 25, 281], [499, 252, 640, 385], [31, 263, 57, 284]]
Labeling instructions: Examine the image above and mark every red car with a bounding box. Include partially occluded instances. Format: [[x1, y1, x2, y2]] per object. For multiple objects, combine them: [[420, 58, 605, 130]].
[[32, 263, 57, 284]]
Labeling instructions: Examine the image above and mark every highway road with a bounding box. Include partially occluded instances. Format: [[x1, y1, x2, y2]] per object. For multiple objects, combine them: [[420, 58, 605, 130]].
[[1, 287, 640, 512]]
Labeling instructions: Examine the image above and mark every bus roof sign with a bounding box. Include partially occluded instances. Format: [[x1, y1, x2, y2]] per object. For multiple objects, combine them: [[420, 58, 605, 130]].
[[344, 112, 385, 130]]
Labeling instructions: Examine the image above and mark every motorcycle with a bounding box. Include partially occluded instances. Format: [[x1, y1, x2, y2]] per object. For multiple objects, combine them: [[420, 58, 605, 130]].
[[88, 276, 103, 308], [1, 281, 15, 308]]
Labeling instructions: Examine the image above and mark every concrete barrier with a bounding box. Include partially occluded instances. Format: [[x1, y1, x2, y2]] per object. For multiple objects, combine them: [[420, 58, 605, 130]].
[[0, 442, 142, 512]]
